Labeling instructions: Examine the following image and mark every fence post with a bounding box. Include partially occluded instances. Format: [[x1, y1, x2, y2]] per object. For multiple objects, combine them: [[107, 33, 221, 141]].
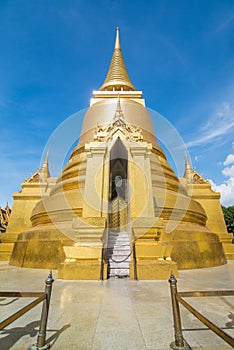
[[132, 242, 138, 280], [31, 271, 54, 350], [169, 274, 189, 350], [100, 244, 105, 281]]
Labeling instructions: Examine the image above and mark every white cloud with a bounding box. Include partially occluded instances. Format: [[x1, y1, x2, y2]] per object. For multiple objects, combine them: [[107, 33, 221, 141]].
[[187, 101, 234, 148], [210, 178, 234, 207], [223, 153, 234, 166], [222, 164, 234, 177], [209, 151, 234, 206]]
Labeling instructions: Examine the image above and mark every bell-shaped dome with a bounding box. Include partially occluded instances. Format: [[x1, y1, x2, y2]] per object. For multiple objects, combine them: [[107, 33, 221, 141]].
[[79, 98, 157, 146]]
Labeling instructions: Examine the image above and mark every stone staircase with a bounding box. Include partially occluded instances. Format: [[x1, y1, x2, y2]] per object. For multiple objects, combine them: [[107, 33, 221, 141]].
[[106, 231, 131, 278]]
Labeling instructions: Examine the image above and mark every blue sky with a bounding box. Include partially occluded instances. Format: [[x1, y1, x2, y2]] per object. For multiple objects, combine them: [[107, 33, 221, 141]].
[[0, 0, 234, 207]]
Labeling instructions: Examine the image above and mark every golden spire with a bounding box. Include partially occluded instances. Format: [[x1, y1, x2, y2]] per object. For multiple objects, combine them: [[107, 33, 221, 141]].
[[39, 152, 50, 180], [114, 95, 125, 120], [99, 27, 136, 91], [183, 153, 193, 182], [4, 202, 11, 216]]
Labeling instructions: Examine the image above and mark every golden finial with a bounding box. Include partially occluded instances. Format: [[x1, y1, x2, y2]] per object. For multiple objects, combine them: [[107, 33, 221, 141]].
[[183, 152, 193, 182], [114, 94, 125, 120], [115, 27, 120, 49], [99, 28, 136, 91], [45, 151, 49, 164], [39, 151, 50, 180]]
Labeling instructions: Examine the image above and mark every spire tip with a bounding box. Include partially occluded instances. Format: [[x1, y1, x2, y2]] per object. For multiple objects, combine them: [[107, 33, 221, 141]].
[[115, 27, 120, 49]]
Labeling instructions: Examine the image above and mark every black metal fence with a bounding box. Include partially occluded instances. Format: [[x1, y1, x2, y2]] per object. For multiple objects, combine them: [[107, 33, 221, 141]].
[[168, 274, 234, 349], [0, 271, 54, 350]]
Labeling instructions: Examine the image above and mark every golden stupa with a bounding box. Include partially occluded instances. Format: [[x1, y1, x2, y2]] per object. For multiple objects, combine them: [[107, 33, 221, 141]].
[[1, 28, 233, 279]]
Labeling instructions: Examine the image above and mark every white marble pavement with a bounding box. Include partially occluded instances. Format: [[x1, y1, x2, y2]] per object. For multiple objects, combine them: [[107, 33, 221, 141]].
[[0, 261, 233, 350]]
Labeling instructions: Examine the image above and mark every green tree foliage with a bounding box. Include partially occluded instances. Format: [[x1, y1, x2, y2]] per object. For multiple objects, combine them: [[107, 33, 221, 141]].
[[222, 205, 234, 233]]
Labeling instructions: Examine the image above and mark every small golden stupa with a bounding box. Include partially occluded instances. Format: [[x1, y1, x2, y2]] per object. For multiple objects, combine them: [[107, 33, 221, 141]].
[[1, 28, 233, 279]]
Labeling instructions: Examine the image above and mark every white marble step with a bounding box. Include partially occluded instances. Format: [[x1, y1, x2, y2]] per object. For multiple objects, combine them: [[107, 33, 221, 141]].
[[107, 231, 131, 278], [110, 249, 131, 256], [107, 242, 130, 248], [109, 257, 130, 262], [107, 246, 130, 252], [108, 236, 129, 241], [108, 242, 130, 247], [109, 269, 129, 278], [109, 264, 130, 271], [109, 262, 131, 269], [108, 236, 129, 242]]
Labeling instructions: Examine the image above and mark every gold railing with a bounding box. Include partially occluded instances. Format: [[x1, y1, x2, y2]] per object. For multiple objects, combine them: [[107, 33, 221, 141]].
[[168, 274, 234, 350], [0, 272, 54, 350]]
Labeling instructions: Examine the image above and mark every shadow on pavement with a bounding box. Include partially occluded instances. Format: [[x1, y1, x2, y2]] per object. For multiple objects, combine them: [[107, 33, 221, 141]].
[[0, 321, 71, 350]]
